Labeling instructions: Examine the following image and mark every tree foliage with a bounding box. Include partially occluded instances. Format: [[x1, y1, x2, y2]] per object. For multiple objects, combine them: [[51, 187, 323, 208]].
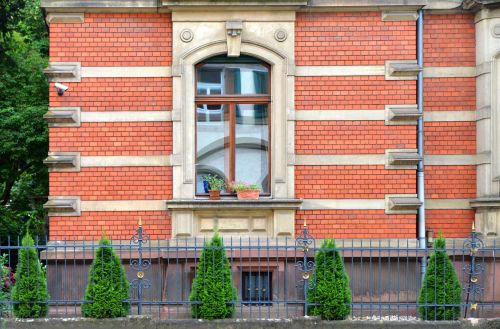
[[82, 237, 130, 318], [0, 0, 48, 241], [189, 233, 237, 319], [308, 239, 351, 320], [11, 232, 49, 318], [418, 235, 462, 320]]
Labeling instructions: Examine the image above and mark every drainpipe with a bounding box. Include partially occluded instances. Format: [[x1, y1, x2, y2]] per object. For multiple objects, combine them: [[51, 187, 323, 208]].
[[417, 9, 426, 279]]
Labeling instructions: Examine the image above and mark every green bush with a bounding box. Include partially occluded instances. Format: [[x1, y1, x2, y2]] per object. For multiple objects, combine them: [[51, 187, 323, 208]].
[[418, 235, 462, 320], [308, 239, 351, 320], [82, 237, 130, 318], [189, 233, 237, 319], [11, 233, 49, 318]]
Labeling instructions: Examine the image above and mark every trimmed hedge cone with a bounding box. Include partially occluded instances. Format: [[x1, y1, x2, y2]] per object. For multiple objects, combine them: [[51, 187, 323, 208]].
[[12, 233, 49, 318], [418, 235, 462, 320], [82, 237, 130, 318], [189, 233, 237, 319], [308, 239, 351, 320]]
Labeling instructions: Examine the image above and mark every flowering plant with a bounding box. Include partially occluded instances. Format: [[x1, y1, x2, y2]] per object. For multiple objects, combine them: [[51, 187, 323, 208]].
[[230, 181, 260, 192]]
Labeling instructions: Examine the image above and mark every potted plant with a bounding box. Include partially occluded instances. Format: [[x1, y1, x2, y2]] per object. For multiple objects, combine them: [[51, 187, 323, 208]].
[[231, 181, 260, 200], [203, 174, 226, 200]]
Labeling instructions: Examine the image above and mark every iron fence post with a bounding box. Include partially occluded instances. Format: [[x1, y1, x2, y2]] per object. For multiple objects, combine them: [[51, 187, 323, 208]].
[[131, 218, 151, 315], [295, 220, 315, 317], [463, 223, 484, 318]]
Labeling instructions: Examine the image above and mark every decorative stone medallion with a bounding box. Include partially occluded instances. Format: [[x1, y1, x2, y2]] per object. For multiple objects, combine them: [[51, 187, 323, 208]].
[[274, 29, 287, 42], [180, 29, 194, 43], [493, 24, 500, 38]]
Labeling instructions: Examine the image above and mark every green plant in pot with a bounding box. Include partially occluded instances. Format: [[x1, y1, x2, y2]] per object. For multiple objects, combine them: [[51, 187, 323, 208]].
[[230, 181, 260, 200], [203, 174, 226, 200]]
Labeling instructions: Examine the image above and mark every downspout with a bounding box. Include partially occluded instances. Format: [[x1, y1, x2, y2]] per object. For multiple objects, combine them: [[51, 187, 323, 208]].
[[417, 9, 426, 279]]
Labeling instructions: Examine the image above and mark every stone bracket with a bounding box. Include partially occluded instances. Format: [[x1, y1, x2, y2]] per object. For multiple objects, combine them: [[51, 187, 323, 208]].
[[226, 20, 243, 57], [381, 11, 418, 21], [44, 152, 81, 172], [385, 60, 420, 80], [44, 196, 81, 217], [385, 104, 420, 125], [46, 13, 84, 24], [44, 107, 81, 127], [385, 194, 421, 214], [44, 62, 81, 82], [385, 149, 420, 169]]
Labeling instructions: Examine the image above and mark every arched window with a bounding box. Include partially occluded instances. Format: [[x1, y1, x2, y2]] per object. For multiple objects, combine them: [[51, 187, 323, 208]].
[[195, 55, 270, 195]]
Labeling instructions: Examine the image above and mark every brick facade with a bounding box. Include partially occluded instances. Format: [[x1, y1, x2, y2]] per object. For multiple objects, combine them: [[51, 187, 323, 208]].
[[45, 7, 477, 241]]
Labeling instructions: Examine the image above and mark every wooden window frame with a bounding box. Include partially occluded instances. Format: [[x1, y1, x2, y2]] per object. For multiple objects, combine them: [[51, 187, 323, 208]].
[[195, 60, 272, 197]]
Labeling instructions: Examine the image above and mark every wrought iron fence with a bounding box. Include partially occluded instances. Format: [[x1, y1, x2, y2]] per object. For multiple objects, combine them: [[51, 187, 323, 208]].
[[0, 224, 499, 320]]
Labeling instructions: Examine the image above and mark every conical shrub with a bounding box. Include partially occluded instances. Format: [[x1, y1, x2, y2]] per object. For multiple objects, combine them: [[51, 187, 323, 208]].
[[189, 233, 236, 319], [418, 235, 462, 320], [308, 239, 351, 320], [11, 233, 49, 318], [82, 237, 130, 318]]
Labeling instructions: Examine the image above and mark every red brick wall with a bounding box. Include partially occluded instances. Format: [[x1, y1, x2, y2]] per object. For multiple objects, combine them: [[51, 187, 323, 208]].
[[426, 210, 474, 238], [425, 166, 476, 199], [296, 210, 415, 239], [49, 122, 173, 156], [424, 122, 475, 155], [295, 76, 416, 110], [424, 78, 475, 111], [296, 12, 415, 66], [50, 13, 172, 66], [49, 211, 170, 241], [296, 121, 416, 154]]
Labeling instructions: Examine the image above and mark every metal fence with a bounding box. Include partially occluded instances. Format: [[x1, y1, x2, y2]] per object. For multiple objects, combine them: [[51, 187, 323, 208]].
[[0, 224, 499, 320]]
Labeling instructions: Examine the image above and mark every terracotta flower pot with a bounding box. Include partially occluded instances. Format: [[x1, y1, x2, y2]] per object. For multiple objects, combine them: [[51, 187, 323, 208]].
[[236, 189, 260, 200], [208, 190, 221, 200]]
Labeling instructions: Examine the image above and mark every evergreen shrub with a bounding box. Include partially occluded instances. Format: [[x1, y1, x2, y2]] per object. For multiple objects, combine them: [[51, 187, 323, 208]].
[[11, 233, 49, 318], [418, 235, 462, 320], [189, 233, 237, 319], [308, 239, 351, 320], [82, 237, 130, 318]]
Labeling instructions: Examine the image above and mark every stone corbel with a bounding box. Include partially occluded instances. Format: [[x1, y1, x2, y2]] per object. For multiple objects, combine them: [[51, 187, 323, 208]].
[[43, 196, 81, 217], [44, 62, 81, 82], [44, 152, 81, 172], [44, 107, 81, 127], [385, 194, 421, 214], [385, 60, 420, 80], [381, 12, 419, 21], [385, 149, 420, 169], [226, 20, 243, 57], [385, 104, 420, 125]]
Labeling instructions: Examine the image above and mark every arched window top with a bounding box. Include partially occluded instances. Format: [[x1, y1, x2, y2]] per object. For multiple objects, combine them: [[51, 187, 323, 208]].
[[196, 55, 269, 96]]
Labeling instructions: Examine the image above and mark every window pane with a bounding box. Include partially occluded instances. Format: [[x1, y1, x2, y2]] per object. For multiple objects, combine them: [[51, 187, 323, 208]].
[[196, 63, 268, 95], [235, 104, 269, 193], [195, 104, 229, 194]]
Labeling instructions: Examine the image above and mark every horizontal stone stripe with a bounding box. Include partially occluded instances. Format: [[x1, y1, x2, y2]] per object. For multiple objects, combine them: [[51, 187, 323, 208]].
[[302, 198, 471, 210], [426, 199, 472, 210], [81, 200, 166, 212], [424, 111, 475, 122], [425, 155, 478, 166], [423, 66, 476, 78], [295, 65, 385, 77], [80, 155, 172, 167], [81, 111, 172, 122], [81, 66, 172, 78], [295, 154, 385, 166], [294, 110, 474, 122]]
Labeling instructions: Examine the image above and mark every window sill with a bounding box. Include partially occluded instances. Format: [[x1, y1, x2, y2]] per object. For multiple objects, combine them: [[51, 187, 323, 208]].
[[166, 198, 302, 210]]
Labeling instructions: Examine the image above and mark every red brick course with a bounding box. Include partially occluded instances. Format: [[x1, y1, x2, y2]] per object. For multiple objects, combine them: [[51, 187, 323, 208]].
[[426, 210, 474, 238], [49, 122, 173, 156], [49, 211, 170, 241], [49, 167, 173, 200], [424, 121, 476, 155], [424, 14, 475, 67], [49, 78, 172, 111], [295, 165, 415, 199], [296, 210, 415, 238], [49, 13, 172, 66], [425, 166, 476, 199], [424, 78, 475, 111], [295, 76, 416, 110], [295, 121, 416, 154], [296, 12, 415, 66]]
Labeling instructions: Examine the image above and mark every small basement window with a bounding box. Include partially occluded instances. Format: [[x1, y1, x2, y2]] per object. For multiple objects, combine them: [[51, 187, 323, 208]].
[[242, 272, 272, 304]]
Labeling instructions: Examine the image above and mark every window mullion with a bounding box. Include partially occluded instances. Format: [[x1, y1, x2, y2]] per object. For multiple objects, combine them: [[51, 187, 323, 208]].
[[229, 103, 236, 186]]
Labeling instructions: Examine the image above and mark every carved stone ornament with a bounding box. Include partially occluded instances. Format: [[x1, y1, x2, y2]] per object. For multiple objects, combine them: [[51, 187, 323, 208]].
[[180, 29, 193, 43], [274, 29, 287, 42], [226, 20, 243, 57]]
